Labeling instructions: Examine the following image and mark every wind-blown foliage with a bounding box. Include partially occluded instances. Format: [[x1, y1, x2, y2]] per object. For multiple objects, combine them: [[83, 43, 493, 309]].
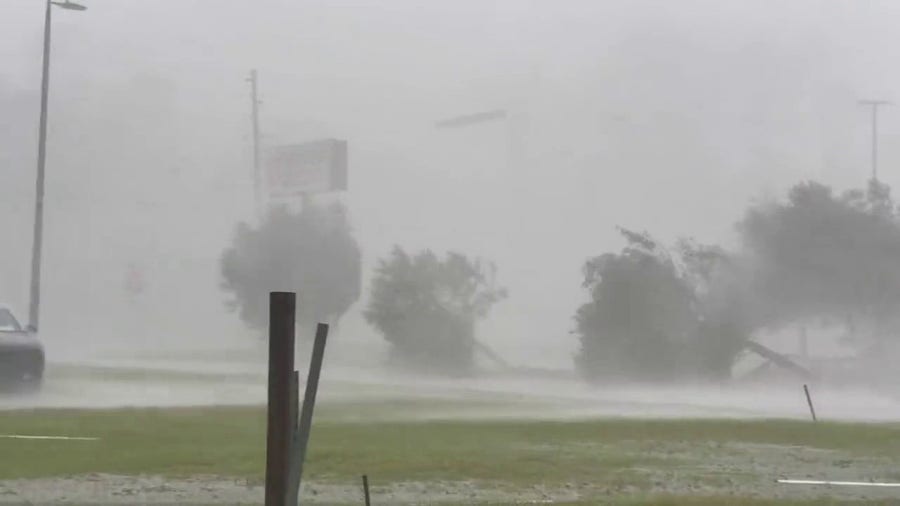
[[739, 179, 900, 342], [576, 179, 900, 383], [364, 247, 506, 375], [574, 228, 742, 382], [220, 203, 361, 333]]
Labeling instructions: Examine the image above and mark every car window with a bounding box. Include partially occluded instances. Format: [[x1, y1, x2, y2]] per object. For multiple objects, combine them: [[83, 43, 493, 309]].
[[0, 308, 22, 332]]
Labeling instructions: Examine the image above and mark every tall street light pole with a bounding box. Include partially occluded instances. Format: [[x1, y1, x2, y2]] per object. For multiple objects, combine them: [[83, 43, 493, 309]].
[[858, 99, 891, 182], [28, 0, 87, 332], [247, 69, 263, 221]]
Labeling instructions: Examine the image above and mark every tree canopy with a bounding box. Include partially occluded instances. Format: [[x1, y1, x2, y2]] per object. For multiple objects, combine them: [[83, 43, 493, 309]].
[[574, 228, 742, 381], [364, 247, 506, 375], [738, 179, 900, 340], [575, 179, 900, 382], [220, 203, 361, 333]]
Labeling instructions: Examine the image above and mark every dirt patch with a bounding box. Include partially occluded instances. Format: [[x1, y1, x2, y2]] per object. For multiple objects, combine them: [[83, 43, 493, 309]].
[[2, 459, 899, 505], [0, 475, 579, 505], [628, 441, 900, 502], [508, 440, 900, 502]]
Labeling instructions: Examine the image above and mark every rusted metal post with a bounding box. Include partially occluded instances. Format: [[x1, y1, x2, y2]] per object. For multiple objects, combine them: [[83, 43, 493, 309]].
[[803, 384, 817, 422], [266, 292, 296, 506], [362, 475, 371, 506], [289, 323, 329, 502]]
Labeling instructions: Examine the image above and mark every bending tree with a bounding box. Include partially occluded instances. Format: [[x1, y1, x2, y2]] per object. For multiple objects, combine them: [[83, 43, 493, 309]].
[[739, 179, 900, 346], [575, 228, 745, 382], [575, 179, 900, 382], [364, 247, 506, 376], [220, 203, 361, 334]]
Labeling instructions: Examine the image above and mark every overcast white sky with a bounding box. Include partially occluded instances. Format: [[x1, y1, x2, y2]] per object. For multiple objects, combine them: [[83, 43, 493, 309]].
[[3, 0, 900, 365]]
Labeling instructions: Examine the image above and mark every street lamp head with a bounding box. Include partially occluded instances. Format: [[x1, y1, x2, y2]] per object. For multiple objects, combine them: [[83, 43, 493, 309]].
[[434, 109, 508, 129], [51, 1, 87, 11], [858, 99, 892, 107]]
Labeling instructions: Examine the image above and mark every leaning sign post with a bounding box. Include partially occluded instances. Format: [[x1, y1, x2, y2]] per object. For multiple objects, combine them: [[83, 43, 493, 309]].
[[263, 138, 346, 505], [287, 323, 329, 504], [265, 292, 329, 506]]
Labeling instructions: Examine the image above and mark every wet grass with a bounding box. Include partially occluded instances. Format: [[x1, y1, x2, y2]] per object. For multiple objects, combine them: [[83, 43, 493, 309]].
[[0, 406, 898, 503]]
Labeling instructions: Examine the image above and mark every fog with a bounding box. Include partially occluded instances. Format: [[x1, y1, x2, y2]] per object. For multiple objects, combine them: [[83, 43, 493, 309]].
[[2, 0, 900, 404]]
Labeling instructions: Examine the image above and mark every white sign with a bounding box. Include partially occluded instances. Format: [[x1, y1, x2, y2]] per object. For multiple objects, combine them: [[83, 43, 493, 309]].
[[265, 139, 347, 198]]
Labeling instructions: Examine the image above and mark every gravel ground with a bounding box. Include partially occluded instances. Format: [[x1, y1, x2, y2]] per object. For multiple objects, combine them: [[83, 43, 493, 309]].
[[1, 438, 899, 506], [0, 475, 577, 505], [0, 472, 898, 505]]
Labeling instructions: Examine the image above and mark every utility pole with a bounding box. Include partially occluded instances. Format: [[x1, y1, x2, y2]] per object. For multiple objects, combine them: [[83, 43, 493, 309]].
[[248, 69, 262, 220], [858, 99, 891, 182], [29, 0, 87, 333]]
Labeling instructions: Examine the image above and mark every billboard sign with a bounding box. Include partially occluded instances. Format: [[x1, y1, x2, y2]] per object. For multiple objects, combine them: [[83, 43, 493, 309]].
[[264, 139, 347, 198]]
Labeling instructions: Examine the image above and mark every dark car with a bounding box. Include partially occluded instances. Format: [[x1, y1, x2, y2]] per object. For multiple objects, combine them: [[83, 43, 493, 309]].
[[0, 305, 44, 391]]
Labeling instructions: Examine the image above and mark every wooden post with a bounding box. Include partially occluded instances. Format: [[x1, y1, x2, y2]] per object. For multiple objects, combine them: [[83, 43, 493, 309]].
[[362, 475, 371, 506], [803, 384, 817, 422], [288, 322, 329, 503], [266, 292, 296, 506]]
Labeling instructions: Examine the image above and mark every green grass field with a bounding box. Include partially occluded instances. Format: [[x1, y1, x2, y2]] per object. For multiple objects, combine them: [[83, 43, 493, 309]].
[[1, 403, 899, 504]]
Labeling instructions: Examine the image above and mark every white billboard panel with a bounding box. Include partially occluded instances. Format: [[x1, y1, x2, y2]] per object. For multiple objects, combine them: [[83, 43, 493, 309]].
[[265, 139, 347, 198]]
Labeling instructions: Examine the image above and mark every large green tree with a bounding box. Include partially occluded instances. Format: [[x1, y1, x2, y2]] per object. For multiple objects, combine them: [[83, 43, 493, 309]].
[[364, 247, 506, 375], [575, 179, 900, 383], [739, 179, 900, 344], [220, 203, 361, 334], [574, 228, 743, 382]]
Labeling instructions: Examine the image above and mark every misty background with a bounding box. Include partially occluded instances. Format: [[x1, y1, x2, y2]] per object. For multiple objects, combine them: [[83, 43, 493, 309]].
[[2, 0, 899, 369]]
